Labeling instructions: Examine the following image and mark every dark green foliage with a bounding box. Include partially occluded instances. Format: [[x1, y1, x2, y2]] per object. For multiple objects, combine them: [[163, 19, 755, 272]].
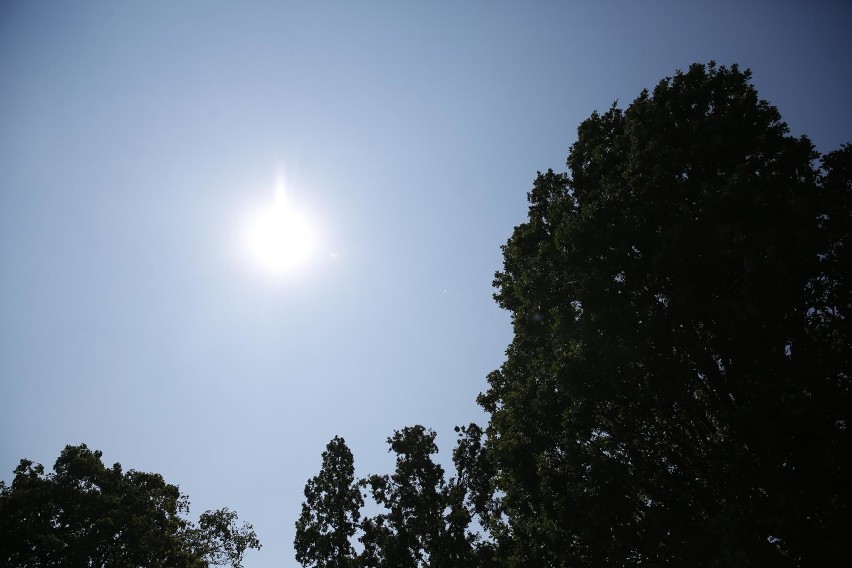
[[0, 444, 260, 567], [479, 62, 851, 566], [450, 424, 500, 567], [360, 426, 477, 568], [193, 508, 262, 568], [295, 437, 363, 568]]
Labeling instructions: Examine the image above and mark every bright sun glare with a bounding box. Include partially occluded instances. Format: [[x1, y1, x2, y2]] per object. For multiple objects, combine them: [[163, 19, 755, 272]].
[[243, 176, 319, 277]]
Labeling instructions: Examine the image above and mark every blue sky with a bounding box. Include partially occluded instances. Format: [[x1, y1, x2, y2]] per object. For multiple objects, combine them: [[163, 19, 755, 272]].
[[1, 2, 850, 566]]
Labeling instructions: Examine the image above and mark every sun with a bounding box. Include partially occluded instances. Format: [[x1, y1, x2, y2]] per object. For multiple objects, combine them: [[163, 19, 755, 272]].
[[242, 178, 319, 277]]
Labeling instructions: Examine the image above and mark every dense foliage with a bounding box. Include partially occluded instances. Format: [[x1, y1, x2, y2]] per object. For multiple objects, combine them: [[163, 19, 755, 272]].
[[296, 62, 850, 567], [480, 61, 851, 567], [359, 426, 480, 568], [0, 444, 260, 567], [295, 437, 363, 568]]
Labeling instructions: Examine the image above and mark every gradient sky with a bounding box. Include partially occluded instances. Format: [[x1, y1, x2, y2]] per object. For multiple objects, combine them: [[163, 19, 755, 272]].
[[1, 2, 850, 566]]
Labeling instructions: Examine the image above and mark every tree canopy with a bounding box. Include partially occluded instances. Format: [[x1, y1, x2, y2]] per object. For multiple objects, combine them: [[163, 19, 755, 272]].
[[479, 61, 851, 566], [0, 444, 260, 568], [295, 436, 363, 568], [295, 62, 850, 567], [359, 425, 478, 568]]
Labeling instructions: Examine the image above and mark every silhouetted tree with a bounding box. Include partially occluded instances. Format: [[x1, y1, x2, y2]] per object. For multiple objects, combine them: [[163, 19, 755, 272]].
[[477, 62, 851, 566], [294, 436, 363, 568], [193, 508, 262, 568], [360, 426, 449, 567], [0, 444, 260, 567], [361, 425, 487, 568], [451, 424, 500, 568]]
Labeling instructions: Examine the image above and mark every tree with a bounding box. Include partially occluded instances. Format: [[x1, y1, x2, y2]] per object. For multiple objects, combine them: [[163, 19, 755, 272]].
[[478, 62, 851, 566], [360, 425, 476, 568], [0, 444, 261, 567], [294, 436, 363, 568], [192, 508, 262, 568], [450, 424, 500, 568]]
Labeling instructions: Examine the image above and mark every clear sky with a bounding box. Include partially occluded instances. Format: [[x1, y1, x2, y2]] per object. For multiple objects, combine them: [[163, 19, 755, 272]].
[[1, 2, 850, 566]]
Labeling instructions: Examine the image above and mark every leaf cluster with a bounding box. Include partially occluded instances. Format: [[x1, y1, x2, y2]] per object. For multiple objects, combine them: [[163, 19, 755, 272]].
[[0, 444, 261, 568]]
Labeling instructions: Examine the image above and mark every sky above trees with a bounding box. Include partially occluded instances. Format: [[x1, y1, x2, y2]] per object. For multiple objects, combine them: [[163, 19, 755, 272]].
[[1, 2, 850, 567]]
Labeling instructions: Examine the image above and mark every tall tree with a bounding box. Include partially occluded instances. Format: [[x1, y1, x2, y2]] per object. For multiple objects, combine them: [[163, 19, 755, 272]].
[[360, 425, 476, 568], [478, 62, 851, 566], [294, 436, 363, 568], [0, 444, 260, 567], [451, 424, 499, 568]]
